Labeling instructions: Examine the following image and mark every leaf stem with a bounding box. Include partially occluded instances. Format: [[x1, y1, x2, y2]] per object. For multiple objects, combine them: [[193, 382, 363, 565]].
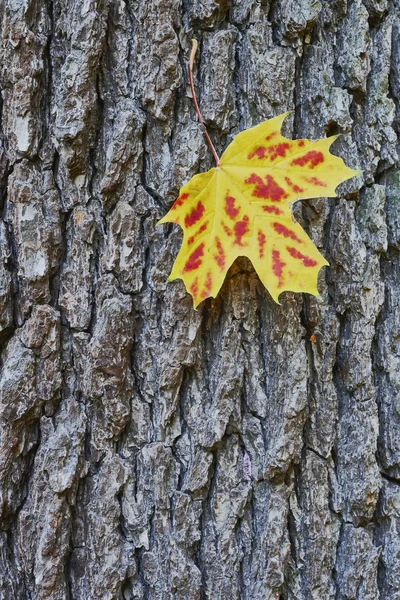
[[189, 39, 220, 167]]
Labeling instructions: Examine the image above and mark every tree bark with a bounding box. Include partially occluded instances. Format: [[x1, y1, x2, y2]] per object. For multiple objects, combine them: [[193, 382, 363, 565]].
[[0, 0, 399, 598]]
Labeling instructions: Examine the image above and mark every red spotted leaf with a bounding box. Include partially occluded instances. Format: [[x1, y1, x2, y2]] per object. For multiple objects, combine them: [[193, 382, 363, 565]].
[[158, 43, 359, 307]]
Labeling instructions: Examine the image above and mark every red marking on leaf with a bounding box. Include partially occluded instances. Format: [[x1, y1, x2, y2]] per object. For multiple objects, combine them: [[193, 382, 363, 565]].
[[184, 243, 205, 272], [272, 250, 286, 285], [173, 192, 189, 209], [248, 146, 267, 160], [305, 176, 327, 187], [273, 222, 302, 244], [265, 131, 278, 141], [258, 230, 266, 258], [248, 142, 289, 161], [214, 237, 225, 269], [263, 205, 283, 215], [190, 278, 199, 296], [234, 216, 250, 245], [201, 272, 213, 298], [222, 220, 233, 237], [268, 142, 290, 161], [284, 177, 304, 194], [246, 173, 263, 185], [185, 201, 205, 227], [246, 173, 288, 202], [298, 140, 305, 147], [225, 194, 239, 219], [287, 247, 317, 267], [260, 176, 287, 200], [187, 222, 208, 246], [291, 150, 324, 168]]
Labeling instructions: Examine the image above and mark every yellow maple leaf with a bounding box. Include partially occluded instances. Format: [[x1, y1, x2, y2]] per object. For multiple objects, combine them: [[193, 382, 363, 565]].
[[159, 43, 360, 308]]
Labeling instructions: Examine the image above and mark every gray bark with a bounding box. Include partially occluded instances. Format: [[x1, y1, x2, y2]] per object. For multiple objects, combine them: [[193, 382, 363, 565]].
[[0, 0, 399, 598]]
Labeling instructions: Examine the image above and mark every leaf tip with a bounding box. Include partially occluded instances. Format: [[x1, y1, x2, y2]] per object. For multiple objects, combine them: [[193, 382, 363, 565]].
[[277, 110, 293, 128], [270, 292, 282, 305], [327, 134, 340, 145]]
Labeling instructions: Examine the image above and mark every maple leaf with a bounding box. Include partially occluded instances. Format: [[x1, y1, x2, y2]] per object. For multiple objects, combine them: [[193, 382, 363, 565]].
[[159, 43, 360, 308]]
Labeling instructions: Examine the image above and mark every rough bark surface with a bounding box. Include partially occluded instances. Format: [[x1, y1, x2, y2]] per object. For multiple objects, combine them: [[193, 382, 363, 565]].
[[0, 0, 399, 598]]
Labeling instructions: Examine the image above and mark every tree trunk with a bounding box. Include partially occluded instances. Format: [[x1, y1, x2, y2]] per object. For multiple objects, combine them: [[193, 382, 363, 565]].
[[0, 0, 399, 598]]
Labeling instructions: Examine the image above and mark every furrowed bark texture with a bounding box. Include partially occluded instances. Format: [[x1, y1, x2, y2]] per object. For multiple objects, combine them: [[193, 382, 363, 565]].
[[0, 0, 399, 598]]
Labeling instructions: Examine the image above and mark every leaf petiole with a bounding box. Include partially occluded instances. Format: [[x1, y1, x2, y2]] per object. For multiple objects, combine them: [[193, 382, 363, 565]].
[[189, 39, 220, 167]]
